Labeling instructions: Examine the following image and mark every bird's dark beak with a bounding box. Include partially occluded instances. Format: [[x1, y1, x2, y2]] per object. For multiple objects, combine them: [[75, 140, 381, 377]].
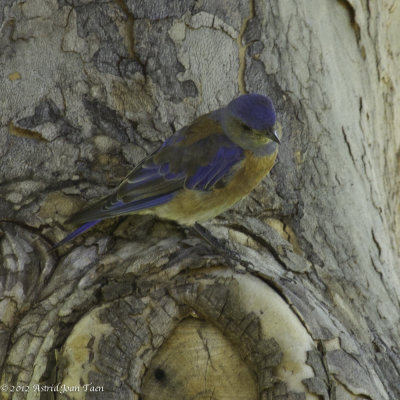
[[268, 127, 281, 144]]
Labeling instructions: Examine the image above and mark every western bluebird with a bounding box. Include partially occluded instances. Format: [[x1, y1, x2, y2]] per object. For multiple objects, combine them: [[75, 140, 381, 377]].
[[53, 93, 280, 249]]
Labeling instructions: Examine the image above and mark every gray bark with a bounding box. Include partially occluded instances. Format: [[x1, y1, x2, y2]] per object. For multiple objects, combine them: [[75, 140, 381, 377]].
[[1, 1, 399, 399]]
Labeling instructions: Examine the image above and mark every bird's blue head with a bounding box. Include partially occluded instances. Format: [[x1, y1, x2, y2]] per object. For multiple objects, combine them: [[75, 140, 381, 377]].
[[222, 94, 280, 152], [228, 94, 276, 131]]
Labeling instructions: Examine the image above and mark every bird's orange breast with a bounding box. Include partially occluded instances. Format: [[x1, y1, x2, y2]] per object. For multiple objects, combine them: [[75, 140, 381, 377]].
[[148, 149, 278, 225]]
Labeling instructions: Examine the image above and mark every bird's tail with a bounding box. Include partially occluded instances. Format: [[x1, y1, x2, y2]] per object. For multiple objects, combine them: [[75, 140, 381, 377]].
[[49, 219, 102, 252]]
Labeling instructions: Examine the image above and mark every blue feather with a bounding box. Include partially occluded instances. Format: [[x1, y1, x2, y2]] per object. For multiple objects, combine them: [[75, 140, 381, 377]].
[[105, 192, 176, 215], [186, 145, 244, 190], [51, 219, 102, 250]]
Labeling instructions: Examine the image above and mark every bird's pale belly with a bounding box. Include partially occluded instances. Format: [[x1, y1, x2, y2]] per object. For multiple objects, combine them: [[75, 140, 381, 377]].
[[146, 149, 278, 225]]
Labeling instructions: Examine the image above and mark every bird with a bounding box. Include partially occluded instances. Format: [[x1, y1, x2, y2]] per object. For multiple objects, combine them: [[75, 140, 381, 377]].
[[52, 93, 281, 250]]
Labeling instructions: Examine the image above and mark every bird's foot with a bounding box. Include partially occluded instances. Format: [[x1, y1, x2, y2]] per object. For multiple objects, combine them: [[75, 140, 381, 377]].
[[191, 223, 241, 263]]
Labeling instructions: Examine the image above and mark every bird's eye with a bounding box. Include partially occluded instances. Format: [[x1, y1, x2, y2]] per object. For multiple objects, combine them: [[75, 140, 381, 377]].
[[240, 123, 252, 132]]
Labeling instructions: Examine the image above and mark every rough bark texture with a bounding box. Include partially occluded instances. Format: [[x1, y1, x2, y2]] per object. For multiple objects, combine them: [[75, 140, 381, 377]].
[[1, 1, 399, 399]]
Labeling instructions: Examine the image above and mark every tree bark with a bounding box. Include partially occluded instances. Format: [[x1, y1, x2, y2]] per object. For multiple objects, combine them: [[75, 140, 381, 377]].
[[1, 1, 399, 399]]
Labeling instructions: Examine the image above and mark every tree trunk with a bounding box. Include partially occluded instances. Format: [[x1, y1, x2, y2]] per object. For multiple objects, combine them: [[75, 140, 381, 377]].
[[1, 1, 399, 399]]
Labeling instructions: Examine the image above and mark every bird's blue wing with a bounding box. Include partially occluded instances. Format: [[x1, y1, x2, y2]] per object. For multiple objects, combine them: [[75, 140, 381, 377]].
[[66, 157, 186, 224], [109, 133, 244, 213], [185, 145, 244, 190]]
